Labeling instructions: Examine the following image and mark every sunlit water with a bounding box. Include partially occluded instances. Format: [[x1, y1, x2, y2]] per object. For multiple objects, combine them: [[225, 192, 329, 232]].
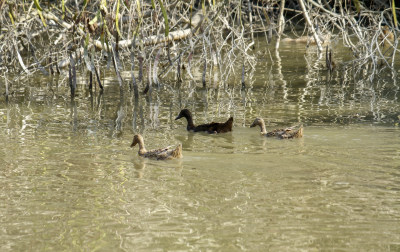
[[1, 39, 400, 251]]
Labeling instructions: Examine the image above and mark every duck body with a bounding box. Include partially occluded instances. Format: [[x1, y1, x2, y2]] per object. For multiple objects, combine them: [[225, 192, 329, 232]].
[[250, 118, 303, 139], [175, 109, 233, 133], [130, 134, 183, 160]]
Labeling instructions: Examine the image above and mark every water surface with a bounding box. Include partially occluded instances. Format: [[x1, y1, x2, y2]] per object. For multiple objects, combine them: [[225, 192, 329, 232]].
[[1, 39, 400, 251]]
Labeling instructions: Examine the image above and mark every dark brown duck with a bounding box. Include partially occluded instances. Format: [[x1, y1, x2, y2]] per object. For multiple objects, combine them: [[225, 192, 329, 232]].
[[175, 109, 233, 133]]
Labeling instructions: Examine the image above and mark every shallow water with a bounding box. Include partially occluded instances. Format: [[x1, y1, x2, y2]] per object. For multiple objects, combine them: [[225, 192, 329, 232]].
[[1, 39, 400, 251]]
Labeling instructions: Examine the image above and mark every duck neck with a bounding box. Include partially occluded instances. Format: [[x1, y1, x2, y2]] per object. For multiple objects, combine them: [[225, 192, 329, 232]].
[[259, 121, 267, 135], [137, 138, 147, 155], [184, 114, 195, 130]]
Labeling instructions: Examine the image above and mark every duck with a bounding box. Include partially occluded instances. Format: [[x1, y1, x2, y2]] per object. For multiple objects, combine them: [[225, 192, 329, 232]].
[[130, 134, 183, 160], [250, 118, 303, 139], [175, 109, 233, 133]]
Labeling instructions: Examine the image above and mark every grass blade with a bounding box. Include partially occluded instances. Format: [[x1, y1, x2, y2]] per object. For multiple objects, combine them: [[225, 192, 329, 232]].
[[157, 0, 169, 37], [393, 0, 398, 29]]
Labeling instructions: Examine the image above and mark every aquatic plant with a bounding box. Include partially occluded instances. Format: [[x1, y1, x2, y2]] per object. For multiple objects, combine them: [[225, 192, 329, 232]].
[[0, 0, 398, 98]]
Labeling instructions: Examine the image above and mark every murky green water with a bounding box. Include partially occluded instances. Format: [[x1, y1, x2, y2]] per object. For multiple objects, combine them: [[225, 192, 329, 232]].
[[1, 40, 400, 251]]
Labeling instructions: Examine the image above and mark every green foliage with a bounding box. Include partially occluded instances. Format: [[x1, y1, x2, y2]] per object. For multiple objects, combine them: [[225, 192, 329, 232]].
[[157, 0, 169, 37], [116, 0, 121, 36], [353, 0, 360, 13], [392, 0, 398, 28], [34, 0, 47, 27]]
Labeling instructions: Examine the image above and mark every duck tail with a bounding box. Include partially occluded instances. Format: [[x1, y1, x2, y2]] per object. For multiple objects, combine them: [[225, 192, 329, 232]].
[[225, 117, 234, 130], [172, 144, 183, 159], [279, 125, 304, 139], [297, 125, 304, 138]]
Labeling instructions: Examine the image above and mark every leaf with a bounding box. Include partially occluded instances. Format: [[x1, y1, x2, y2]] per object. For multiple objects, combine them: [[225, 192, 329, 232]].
[[393, 0, 398, 29], [136, 0, 142, 18], [8, 11, 14, 25], [33, 0, 42, 11], [116, 0, 121, 36], [353, 0, 360, 14], [89, 12, 99, 25], [36, 9, 47, 27], [33, 0, 47, 27], [62, 0, 65, 19], [134, 0, 142, 37], [157, 0, 169, 37]]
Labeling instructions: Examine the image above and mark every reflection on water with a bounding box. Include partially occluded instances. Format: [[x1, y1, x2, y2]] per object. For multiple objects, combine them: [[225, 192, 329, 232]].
[[0, 40, 400, 251]]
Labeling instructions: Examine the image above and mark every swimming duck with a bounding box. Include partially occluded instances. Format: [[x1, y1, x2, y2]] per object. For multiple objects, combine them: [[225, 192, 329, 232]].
[[250, 118, 303, 139], [175, 109, 233, 133], [130, 134, 183, 160]]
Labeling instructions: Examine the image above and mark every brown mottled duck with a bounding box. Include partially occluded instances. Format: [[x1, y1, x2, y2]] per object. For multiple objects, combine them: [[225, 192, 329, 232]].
[[130, 134, 183, 160], [250, 118, 303, 139]]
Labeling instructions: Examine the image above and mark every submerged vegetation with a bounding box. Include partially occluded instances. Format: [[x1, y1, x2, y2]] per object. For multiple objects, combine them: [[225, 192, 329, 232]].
[[0, 0, 398, 98]]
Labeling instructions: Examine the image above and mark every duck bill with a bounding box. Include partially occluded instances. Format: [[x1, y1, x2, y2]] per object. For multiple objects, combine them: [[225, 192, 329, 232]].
[[175, 115, 182, 120], [249, 123, 256, 128]]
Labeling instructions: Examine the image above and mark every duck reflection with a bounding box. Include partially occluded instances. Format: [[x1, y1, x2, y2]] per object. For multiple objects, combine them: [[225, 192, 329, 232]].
[[132, 158, 183, 178], [133, 159, 146, 178], [175, 133, 194, 149], [175, 130, 234, 151], [70, 99, 77, 131]]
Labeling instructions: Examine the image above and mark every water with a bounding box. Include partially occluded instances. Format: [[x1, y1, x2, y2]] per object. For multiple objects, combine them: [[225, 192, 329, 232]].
[[1, 39, 400, 251]]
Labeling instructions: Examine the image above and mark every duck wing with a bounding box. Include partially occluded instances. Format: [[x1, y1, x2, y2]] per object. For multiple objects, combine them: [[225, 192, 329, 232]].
[[196, 117, 233, 133], [192, 123, 216, 132], [278, 125, 303, 139], [265, 128, 286, 137], [216, 117, 233, 133], [156, 144, 183, 160], [142, 145, 183, 160], [266, 125, 301, 137], [142, 147, 170, 159]]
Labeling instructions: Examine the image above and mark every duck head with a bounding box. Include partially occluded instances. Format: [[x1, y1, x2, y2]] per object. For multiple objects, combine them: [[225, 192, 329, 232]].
[[250, 118, 264, 128], [250, 117, 267, 134], [130, 134, 143, 147], [175, 109, 192, 120]]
